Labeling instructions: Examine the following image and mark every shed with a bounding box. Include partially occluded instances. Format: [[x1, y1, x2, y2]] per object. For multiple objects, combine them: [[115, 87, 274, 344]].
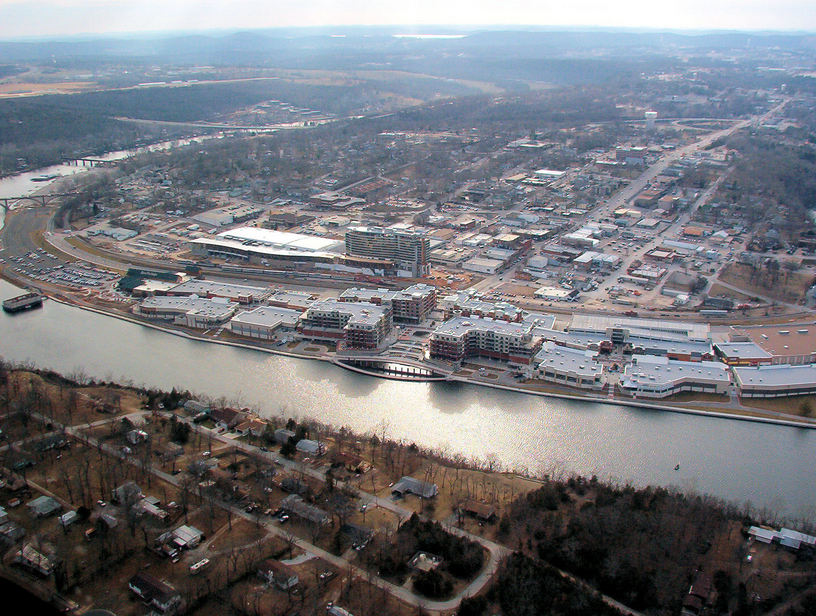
[[59, 510, 79, 527]]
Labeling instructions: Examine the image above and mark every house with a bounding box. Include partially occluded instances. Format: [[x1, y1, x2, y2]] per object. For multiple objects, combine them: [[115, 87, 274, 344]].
[[280, 477, 310, 495], [281, 494, 330, 525], [27, 495, 61, 518], [96, 512, 119, 531], [172, 524, 203, 549], [126, 429, 149, 444], [112, 481, 142, 504], [183, 399, 210, 415], [391, 477, 438, 499], [0, 521, 25, 545], [235, 418, 268, 437], [35, 434, 70, 452], [274, 428, 296, 444], [135, 497, 168, 520], [681, 570, 712, 616], [14, 543, 53, 576], [296, 439, 325, 456], [210, 407, 244, 430], [331, 451, 370, 474], [409, 551, 442, 572], [458, 500, 497, 522], [257, 559, 299, 590], [129, 572, 182, 614]]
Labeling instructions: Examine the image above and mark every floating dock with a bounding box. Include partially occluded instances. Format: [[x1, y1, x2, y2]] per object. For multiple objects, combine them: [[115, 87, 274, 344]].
[[2, 293, 44, 314]]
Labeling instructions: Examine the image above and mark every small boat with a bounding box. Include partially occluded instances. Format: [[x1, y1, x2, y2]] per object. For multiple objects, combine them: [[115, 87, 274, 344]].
[[674, 464, 680, 471]]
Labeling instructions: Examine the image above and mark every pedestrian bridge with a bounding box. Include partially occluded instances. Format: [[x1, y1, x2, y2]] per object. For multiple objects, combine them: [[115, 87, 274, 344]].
[[333, 356, 450, 381]]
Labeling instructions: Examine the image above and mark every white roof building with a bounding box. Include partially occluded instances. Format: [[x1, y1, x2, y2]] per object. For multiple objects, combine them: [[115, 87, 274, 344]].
[[229, 306, 303, 340], [619, 355, 731, 399], [734, 363, 816, 398], [190, 226, 344, 263], [533, 342, 605, 390], [135, 296, 239, 328]]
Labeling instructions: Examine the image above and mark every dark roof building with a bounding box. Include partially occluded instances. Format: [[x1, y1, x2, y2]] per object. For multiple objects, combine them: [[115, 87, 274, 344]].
[[391, 477, 438, 499], [128, 572, 181, 614]]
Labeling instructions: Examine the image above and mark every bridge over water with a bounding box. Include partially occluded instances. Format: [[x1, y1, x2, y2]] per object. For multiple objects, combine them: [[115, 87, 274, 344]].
[[334, 354, 452, 381], [0, 193, 79, 212]]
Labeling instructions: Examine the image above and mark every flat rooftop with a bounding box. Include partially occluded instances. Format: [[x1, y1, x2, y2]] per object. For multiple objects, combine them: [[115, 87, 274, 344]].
[[306, 299, 389, 326], [220, 227, 343, 253], [734, 363, 816, 388], [714, 341, 772, 360], [534, 342, 603, 377], [230, 306, 302, 329], [570, 314, 710, 342], [168, 279, 271, 302], [621, 355, 730, 387], [140, 295, 237, 318], [733, 324, 816, 358], [433, 315, 535, 338]]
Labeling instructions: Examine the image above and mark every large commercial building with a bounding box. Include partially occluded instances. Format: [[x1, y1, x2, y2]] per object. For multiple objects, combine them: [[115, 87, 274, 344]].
[[619, 355, 731, 399], [229, 306, 302, 341], [345, 226, 430, 277], [339, 284, 437, 324], [734, 364, 816, 398], [430, 316, 542, 364], [439, 291, 525, 322], [728, 325, 816, 365], [165, 279, 272, 305], [569, 314, 712, 361], [135, 296, 239, 329], [532, 341, 605, 390], [298, 299, 392, 349], [190, 227, 344, 265]]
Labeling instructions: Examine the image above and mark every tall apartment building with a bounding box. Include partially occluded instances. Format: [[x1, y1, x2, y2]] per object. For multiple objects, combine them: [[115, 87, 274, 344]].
[[339, 284, 437, 324], [298, 299, 392, 350], [345, 226, 430, 277], [430, 315, 542, 365]]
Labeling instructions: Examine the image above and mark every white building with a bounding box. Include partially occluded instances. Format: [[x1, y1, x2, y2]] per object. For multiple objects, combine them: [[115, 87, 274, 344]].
[[532, 342, 605, 390], [166, 279, 272, 304], [733, 364, 816, 398], [229, 306, 302, 340], [462, 257, 504, 275], [191, 226, 344, 264], [135, 296, 239, 329], [619, 355, 730, 399]]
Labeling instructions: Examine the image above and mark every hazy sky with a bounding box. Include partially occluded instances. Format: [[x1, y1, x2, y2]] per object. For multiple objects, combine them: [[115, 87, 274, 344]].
[[1, 0, 815, 39]]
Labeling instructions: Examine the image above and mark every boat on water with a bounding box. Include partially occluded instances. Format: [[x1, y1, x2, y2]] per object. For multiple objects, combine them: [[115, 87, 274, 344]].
[[2, 292, 44, 313], [31, 174, 60, 182]]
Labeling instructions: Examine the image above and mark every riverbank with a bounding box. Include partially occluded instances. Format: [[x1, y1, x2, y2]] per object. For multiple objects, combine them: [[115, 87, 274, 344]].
[[27, 282, 816, 431]]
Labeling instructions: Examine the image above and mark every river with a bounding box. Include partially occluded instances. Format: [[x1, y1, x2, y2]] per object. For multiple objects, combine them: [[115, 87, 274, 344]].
[[0, 134, 227, 232], [1, 280, 815, 519]]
